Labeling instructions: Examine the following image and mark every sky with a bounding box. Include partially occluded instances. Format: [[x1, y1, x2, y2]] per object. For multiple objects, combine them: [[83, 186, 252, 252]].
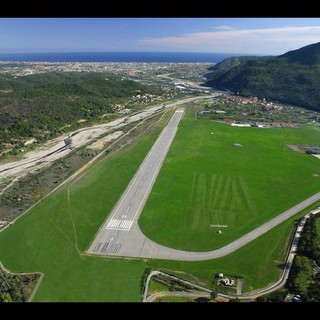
[[1, 18, 320, 55]]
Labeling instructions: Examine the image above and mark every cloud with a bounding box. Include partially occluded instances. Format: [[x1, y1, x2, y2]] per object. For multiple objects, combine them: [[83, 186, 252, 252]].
[[138, 26, 320, 54], [212, 25, 235, 31]]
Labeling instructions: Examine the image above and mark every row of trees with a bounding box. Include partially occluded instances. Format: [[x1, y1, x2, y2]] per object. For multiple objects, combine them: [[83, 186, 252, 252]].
[[256, 214, 320, 302], [286, 214, 320, 301], [299, 215, 320, 265]]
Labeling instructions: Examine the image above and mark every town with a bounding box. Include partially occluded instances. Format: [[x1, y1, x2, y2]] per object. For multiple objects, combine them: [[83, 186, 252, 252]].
[[197, 93, 320, 128]]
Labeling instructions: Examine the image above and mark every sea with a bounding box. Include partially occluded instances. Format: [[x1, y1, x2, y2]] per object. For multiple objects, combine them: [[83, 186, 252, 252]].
[[0, 51, 244, 63]]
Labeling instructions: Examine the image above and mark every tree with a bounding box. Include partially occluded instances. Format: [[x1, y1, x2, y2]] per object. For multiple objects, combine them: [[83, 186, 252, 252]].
[[0, 292, 12, 302], [210, 289, 217, 300], [194, 297, 210, 303]]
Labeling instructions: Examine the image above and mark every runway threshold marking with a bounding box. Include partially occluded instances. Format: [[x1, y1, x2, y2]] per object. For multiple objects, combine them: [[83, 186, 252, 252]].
[[93, 242, 103, 252], [106, 219, 133, 230]]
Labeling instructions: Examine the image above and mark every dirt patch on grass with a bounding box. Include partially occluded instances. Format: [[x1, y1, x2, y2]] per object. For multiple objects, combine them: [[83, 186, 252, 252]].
[[285, 144, 305, 153], [87, 131, 123, 150]]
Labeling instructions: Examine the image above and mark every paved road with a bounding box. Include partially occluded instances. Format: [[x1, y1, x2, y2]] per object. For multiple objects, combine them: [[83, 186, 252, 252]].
[[143, 270, 212, 302], [87, 103, 320, 260], [143, 210, 320, 302], [146, 291, 211, 302], [228, 209, 320, 300], [143, 271, 161, 302], [87, 108, 185, 255]]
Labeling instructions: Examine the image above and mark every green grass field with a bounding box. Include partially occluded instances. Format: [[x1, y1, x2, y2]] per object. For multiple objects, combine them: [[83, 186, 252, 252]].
[[139, 107, 320, 251], [149, 212, 301, 292], [0, 135, 159, 301], [0, 106, 319, 301], [0, 114, 172, 301]]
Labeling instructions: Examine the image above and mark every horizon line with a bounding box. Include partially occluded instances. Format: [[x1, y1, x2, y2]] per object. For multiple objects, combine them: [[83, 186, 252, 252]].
[[0, 50, 269, 56]]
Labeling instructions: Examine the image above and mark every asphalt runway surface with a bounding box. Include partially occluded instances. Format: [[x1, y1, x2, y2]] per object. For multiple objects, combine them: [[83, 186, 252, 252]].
[[87, 108, 185, 256]]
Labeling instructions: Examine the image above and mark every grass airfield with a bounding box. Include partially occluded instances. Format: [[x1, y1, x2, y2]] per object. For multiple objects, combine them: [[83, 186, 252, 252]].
[[0, 106, 320, 301], [139, 107, 320, 251]]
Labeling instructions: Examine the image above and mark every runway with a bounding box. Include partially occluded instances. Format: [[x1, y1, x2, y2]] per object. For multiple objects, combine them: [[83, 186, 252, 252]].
[[87, 108, 185, 256], [87, 105, 320, 261]]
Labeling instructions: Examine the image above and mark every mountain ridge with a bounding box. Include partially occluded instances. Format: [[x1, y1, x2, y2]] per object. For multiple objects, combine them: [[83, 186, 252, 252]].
[[205, 42, 320, 111]]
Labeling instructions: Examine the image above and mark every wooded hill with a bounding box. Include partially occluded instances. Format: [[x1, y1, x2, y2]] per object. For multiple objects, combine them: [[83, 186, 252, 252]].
[[0, 72, 162, 153], [205, 42, 320, 111]]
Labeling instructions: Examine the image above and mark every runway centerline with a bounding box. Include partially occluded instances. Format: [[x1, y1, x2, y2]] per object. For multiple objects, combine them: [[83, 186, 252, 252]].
[[87, 108, 185, 255]]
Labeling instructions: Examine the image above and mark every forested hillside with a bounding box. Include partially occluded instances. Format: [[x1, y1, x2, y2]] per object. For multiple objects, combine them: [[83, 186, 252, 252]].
[[205, 56, 263, 81], [206, 42, 320, 111], [0, 72, 162, 154]]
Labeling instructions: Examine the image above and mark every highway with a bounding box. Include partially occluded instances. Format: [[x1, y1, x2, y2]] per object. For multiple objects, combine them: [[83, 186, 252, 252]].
[[87, 108, 185, 255]]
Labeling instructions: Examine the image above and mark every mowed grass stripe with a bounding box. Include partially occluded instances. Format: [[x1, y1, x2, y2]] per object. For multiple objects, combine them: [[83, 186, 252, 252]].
[[211, 175, 224, 223], [184, 173, 197, 231], [208, 174, 217, 215], [186, 175, 258, 229], [193, 174, 203, 230], [238, 177, 258, 218], [219, 176, 232, 215], [229, 177, 240, 215]]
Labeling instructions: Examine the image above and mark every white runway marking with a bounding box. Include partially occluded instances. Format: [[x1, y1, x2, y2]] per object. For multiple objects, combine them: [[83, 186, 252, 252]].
[[106, 219, 133, 230], [106, 219, 121, 228], [120, 220, 133, 229], [88, 108, 187, 256]]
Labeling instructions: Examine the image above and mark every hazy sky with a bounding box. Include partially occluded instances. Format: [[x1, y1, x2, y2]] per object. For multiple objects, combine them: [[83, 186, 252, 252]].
[[1, 18, 320, 54]]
